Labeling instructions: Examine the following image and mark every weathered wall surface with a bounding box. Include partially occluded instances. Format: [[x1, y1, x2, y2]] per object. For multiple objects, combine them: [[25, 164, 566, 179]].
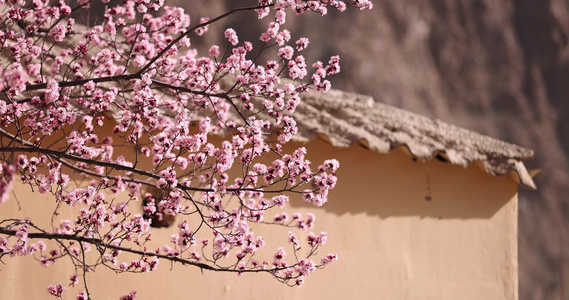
[[1, 138, 518, 299], [173, 1, 567, 298]]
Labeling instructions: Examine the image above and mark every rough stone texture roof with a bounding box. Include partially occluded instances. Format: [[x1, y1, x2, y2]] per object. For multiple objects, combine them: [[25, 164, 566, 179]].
[[288, 89, 536, 190]]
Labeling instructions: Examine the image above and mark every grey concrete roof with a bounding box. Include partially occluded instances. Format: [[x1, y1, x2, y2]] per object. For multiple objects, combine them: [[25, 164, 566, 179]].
[[287, 89, 536, 190]]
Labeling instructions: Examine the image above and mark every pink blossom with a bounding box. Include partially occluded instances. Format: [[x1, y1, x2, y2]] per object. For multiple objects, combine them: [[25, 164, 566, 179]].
[[320, 253, 338, 266], [274, 248, 286, 263], [49, 24, 67, 42], [3, 64, 28, 95], [0, 162, 15, 205], [256, 7, 270, 19], [296, 37, 309, 51], [278, 46, 294, 60], [273, 212, 288, 223], [209, 45, 220, 57], [276, 30, 291, 46], [119, 290, 138, 300], [275, 9, 287, 24], [224, 28, 239, 45], [69, 274, 78, 287], [47, 283, 65, 297], [356, 0, 373, 9], [195, 17, 210, 36], [272, 195, 289, 208], [76, 291, 88, 300]]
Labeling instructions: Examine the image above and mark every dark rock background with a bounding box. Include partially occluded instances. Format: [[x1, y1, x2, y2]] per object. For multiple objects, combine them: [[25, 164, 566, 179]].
[[102, 1, 568, 298], [325, 3, 569, 299]]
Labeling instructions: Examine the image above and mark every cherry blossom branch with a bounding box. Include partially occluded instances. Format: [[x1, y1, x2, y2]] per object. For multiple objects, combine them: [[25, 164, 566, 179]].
[[0, 225, 213, 272], [150, 79, 227, 98], [0, 144, 316, 195], [24, 74, 138, 92], [24, 74, 226, 97], [0, 222, 315, 275], [139, 4, 274, 74], [0, 1, 364, 297]]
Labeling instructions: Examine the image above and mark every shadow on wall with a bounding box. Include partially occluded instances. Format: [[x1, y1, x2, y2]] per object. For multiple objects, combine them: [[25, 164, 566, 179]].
[[287, 138, 518, 219]]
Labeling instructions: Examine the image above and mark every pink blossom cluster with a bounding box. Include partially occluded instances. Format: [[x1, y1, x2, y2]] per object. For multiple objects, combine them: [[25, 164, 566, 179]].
[[0, 162, 15, 204], [47, 283, 65, 298], [0, 0, 371, 297]]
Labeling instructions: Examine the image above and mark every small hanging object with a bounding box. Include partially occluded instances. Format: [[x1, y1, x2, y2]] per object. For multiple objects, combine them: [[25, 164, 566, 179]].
[[425, 174, 432, 201]]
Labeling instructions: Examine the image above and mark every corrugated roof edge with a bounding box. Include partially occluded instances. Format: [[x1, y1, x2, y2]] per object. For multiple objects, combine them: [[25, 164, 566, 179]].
[[287, 88, 537, 190]]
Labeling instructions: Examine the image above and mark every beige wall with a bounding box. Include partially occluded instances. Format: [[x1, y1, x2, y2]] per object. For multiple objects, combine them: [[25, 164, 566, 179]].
[[0, 138, 518, 299]]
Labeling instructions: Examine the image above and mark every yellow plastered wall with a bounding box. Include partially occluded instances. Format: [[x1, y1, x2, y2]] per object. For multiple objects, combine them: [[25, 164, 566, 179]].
[[0, 137, 518, 300]]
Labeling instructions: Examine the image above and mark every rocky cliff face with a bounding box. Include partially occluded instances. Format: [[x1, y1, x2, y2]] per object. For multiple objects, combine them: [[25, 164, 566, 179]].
[[162, 1, 569, 298], [326, 3, 569, 299]]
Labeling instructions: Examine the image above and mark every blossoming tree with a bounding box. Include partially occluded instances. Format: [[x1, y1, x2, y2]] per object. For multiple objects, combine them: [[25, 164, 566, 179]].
[[0, 0, 371, 298]]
